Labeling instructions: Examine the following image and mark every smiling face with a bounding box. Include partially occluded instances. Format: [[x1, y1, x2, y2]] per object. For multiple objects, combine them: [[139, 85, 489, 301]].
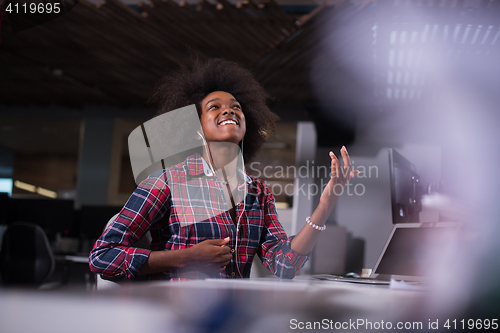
[[199, 91, 246, 145]]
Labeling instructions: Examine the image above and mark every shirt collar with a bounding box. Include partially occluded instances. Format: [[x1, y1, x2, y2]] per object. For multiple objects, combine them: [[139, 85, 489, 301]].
[[186, 153, 206, 177], [186, 153, 252, 184]]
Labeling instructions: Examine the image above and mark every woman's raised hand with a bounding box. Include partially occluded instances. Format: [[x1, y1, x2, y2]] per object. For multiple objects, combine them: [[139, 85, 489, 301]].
[[320, 146, 359, 205]]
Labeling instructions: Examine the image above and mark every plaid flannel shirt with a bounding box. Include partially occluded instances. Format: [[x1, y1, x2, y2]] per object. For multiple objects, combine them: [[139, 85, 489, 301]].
[[89, 153, 309, 280]]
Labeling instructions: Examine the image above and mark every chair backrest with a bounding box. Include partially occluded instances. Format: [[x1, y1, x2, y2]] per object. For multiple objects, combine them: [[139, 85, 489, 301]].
[[0, 222, 55, 286]]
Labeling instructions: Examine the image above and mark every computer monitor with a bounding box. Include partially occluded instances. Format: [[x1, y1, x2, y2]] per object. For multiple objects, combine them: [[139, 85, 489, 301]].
[[372, 222, 461, 282], [6, 198, 75, 235], [78, 205, 123, 241], [388, 149, 422, 223], [0, 193, 9, 224]]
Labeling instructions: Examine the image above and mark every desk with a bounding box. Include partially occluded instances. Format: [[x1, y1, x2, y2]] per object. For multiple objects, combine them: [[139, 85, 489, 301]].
[[54, 255, 89, 264], [52, 255, 91, 286], [0, 277, 432, 332]]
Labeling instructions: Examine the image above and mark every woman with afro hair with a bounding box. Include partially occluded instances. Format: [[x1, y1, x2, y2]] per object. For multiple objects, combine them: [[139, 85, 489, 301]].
[[89, 58, 357, 281]]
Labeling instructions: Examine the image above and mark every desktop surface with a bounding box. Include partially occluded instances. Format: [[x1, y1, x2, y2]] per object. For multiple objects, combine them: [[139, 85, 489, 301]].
[[0, 277, 428, 333]]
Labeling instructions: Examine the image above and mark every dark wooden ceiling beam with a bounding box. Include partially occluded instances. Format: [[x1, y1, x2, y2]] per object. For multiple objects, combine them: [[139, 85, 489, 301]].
[[0, 0, 299, 106]]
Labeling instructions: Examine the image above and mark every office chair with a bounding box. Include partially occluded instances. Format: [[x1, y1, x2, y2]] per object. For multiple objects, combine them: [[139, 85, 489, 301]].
[[0, 222, 55, 286]]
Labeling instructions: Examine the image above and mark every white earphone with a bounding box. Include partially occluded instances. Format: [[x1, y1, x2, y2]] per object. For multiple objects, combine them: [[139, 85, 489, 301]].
[[234, 137, 245, 277], [197, 130, 245, 277], [197, 131, 216, 175]]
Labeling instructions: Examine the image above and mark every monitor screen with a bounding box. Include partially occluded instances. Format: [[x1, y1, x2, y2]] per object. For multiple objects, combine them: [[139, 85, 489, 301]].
[[79, 205, 123, 240], [375, 224, 460, 277], [0, 179, 13, 196], [6, 198, 75, 235], [388, 148, 422, 223]]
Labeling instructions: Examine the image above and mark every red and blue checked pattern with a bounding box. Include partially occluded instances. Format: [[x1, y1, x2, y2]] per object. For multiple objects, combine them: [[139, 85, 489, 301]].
[[89, 154, 309, 280]]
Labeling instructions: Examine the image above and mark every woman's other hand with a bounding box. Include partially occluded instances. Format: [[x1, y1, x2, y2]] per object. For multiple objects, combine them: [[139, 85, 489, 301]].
[[188, 237, 232, 271]]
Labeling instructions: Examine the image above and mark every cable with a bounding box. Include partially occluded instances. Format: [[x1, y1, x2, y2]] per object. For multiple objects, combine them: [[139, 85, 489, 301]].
[[197, 131, 216, 175], [234, 137, 245, 278], [198, 130, 245, 277]]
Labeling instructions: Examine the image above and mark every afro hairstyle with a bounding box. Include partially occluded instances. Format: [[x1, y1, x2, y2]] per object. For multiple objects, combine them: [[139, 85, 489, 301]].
[[148, 58, 279, 162]]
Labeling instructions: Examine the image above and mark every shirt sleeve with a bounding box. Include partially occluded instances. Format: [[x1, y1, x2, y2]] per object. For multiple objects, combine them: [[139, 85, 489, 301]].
[[89, 172, 171, 279], [258, 185, 310, 279]]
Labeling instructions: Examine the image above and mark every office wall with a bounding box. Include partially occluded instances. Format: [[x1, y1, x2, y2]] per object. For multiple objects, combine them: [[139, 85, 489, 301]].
[[12, 154, 78, 196]]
